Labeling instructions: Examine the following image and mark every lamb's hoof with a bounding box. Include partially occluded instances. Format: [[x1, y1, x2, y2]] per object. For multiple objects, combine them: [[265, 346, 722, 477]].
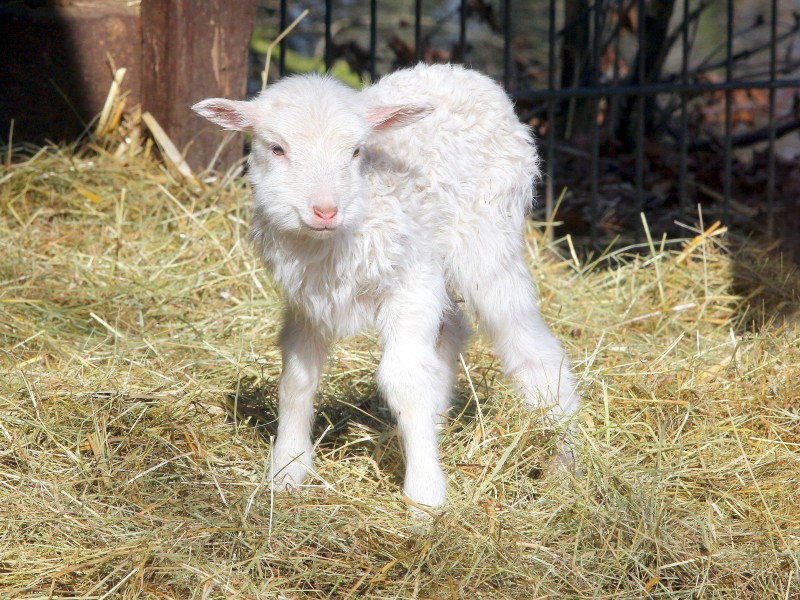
[[269, 448, 314, 492], [403, 496, 445, 534], [404, 495, 445, 517], [402, 468, 447, 519], [544, 441, 581, 479], [269, 472, 305, 494]]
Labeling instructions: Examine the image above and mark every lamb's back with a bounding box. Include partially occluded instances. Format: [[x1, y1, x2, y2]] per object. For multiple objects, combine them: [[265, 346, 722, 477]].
[[363, 64, 539, 227]]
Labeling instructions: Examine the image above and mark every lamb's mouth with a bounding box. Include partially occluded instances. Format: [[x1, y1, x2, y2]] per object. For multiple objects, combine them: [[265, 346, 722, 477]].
[[303, 224, 338, 237]]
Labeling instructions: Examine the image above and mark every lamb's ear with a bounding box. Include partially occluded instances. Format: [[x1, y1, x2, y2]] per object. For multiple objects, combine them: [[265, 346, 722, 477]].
[[365, 103, 435, 131], [191, 98, 256, 132]]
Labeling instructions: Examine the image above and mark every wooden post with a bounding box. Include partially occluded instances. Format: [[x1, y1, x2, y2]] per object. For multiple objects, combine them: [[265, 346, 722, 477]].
[[141, 0, 256, 172]]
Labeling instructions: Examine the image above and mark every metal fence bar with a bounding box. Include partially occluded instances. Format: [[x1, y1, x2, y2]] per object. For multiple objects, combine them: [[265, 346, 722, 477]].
[[415, 0, 422, 63], [324, 0, 333, 70], [589, 0, 601, 243], [369, 0, 377, 81], [679, 0, 689, 219], [513, 78, 800, 102], [635, 0, 646, 240], [611, 0, 624, 148], [279, 0, 287, 75], [458, 0, 466, 61], [545, 0, 557, 235], [767, 0, 778, 235], [723, 0, 734, 225], [502, 0, 511, 89]]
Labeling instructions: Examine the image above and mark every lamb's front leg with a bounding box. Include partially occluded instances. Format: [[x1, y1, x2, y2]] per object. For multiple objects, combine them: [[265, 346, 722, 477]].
[[270, 310, 328, 490], [377, 293, 455, 509]]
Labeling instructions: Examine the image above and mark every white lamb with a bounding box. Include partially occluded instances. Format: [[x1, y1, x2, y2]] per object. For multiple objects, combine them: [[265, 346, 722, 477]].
[[193, 63, 579, 509]]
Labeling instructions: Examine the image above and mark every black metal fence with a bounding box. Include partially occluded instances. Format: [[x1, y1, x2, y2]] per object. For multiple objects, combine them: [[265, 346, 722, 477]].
[[267, 0, 800, 247]]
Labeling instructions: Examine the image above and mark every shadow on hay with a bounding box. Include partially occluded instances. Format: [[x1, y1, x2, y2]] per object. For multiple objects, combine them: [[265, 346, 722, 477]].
[[223, 374, 479, 486], [556, 201, 800, 335], [728, 234, 800, 334], [0, 4, 94, 146]]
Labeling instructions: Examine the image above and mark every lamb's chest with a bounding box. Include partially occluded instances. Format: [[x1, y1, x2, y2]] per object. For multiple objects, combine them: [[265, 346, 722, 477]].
[[272, 257, 385, 339]]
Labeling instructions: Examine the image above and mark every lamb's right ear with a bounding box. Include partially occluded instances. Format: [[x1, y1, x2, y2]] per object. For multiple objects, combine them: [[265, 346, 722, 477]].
[[365, 103, 436, 132], [191, 98, 256, 132]]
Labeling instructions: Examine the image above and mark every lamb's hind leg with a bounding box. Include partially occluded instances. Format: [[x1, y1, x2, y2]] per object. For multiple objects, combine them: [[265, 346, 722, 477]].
[[456, 246, 580, 465]]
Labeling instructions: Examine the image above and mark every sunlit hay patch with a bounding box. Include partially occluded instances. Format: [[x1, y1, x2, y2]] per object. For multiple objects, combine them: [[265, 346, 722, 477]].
[[1, 142, 798, 598]]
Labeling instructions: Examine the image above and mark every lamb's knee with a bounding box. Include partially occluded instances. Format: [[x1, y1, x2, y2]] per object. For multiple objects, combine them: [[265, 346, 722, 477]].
[[377, 344, 452, 415]]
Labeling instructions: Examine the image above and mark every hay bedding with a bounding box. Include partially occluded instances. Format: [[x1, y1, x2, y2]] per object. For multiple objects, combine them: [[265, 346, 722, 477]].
[[0, 138, 799, 599]]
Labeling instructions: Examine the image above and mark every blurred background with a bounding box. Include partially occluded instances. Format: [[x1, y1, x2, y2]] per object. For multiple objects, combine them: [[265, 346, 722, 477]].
[[2, 0, 799, 250]]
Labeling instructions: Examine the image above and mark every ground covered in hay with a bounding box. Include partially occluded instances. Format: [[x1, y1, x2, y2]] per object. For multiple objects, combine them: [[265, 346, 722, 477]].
[[1, 143, 799, 599]]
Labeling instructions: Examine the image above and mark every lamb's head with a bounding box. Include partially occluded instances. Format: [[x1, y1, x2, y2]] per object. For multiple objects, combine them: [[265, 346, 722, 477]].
[[192, 75, 433, 238]]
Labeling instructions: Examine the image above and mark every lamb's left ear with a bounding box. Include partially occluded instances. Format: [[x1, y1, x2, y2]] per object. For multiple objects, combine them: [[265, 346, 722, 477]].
[[365, 103, 436, 131], [191, 98, 257, 132]]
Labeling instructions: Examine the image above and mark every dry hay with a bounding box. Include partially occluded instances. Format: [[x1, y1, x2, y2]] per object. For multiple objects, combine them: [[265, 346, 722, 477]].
[[0, 138, 799, 599]]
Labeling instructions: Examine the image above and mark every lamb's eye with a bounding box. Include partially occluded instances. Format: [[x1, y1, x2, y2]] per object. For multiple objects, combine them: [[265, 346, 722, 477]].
[[352, 147, 361, 159], [271, 145, 285, 157]]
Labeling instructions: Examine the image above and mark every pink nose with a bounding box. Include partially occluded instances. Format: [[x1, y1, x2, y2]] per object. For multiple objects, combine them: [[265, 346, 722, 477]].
[[313, 206, 338, 222]]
